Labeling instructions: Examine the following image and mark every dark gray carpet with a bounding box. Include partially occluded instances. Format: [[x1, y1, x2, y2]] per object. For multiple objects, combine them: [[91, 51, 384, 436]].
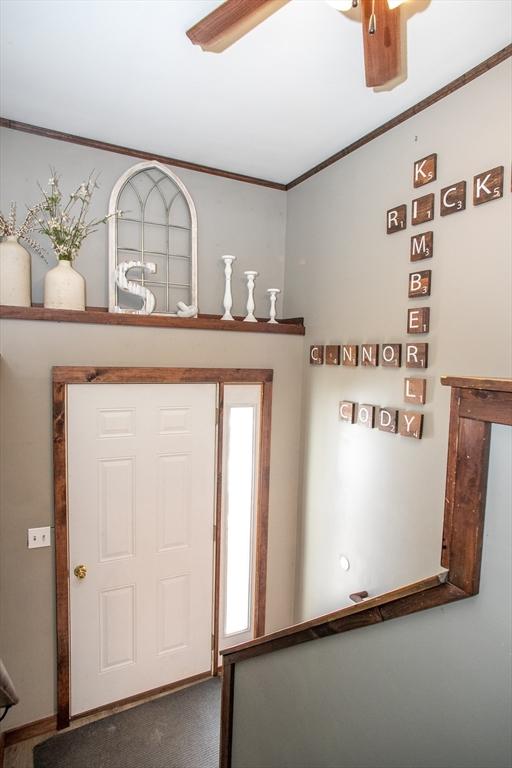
[[33, 677, 221, 768]]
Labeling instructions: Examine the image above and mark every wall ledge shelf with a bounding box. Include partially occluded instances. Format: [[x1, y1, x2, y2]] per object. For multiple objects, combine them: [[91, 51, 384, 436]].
[[0, 305, 305, 336]]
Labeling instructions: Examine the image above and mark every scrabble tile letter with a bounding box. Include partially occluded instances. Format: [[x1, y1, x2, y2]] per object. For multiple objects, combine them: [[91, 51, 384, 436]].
[[407, 307, 430, 334], [357, 404, 375, 428], [473, 166, 504, 205], [411, 194, 434, 225], [326, 345, 340, 365], [339, 401, 356, 423], [387, 204, 407, 234], [310, 345, 324, 365], [404, 378, 426, 405], [381, 344, 402, 367], [406, 343, 428, 369], [342, 345, 358, 366], [399, 411, 423, 439], [378, 408, 398, 433], [410, 231, 433, 262], [413, 154, 437, 188], [361, 344, 379, 367], [408, 270, 431, 298], [440, 181, 466, 216]]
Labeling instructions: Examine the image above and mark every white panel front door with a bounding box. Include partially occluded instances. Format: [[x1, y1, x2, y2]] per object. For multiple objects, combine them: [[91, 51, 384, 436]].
[[68, 383, 216, 715]]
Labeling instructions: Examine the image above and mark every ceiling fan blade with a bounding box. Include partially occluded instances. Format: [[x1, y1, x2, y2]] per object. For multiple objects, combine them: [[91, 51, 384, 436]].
[[360, 0, 402, 87], [186, 0, 290, 53]]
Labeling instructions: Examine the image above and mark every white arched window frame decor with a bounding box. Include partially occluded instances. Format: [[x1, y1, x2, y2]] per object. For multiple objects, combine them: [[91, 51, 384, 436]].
[[108, 161, 198, 315]]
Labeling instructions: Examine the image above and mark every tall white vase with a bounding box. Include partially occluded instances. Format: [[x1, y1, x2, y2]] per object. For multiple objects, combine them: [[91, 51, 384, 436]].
[[44, 259, 86, 311], [0, 235, 31, 307]]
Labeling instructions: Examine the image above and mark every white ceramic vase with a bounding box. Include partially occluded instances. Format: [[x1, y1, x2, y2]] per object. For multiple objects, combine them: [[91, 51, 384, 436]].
[[44, 259, 86, 311], [0, 235, 32, 307]]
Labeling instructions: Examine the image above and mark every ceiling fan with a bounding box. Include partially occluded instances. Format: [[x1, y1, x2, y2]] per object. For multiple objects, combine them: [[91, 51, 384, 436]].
[[186, 0, 409, 88]]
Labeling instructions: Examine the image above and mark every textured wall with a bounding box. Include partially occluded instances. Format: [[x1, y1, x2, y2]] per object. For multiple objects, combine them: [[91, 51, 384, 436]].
[[0, 321, 303, 729], [284, 59, 512, 620], [232, 425, 512, 768], [0, 127, 287, 317]]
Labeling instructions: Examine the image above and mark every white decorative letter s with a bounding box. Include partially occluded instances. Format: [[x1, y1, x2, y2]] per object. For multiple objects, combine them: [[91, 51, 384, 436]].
[[114, 261, 157, 315]]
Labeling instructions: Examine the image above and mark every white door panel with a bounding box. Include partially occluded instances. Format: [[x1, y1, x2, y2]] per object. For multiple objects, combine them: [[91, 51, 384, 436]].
[[68, 383, 216, 715]]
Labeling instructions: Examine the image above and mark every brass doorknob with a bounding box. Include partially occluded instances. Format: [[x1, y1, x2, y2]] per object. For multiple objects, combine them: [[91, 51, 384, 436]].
[[74, 564, 87, 580]]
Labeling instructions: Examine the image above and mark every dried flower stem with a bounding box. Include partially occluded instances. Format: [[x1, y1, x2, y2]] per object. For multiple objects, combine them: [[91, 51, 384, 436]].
[[0, 201, 49, 263]]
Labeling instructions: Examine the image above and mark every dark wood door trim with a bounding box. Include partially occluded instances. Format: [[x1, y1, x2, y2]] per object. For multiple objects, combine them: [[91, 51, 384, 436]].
[[53, 366, 273, 729], [219, 375, 512, 767], [255, 379, 273, 636], [212, 383, 225, 672], [52, 366, 274, 385]]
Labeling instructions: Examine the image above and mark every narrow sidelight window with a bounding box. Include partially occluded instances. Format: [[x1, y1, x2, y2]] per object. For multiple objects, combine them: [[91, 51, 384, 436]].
[[219, 385, 261, 648]]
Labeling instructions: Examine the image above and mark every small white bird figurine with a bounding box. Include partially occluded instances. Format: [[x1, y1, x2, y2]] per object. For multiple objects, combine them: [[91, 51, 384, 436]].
[[176, 301, 198, 318]]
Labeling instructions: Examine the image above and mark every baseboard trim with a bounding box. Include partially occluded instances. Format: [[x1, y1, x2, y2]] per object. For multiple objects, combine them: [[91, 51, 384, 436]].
[[4, 715, 57, 748], [4, 670, 211, 747]]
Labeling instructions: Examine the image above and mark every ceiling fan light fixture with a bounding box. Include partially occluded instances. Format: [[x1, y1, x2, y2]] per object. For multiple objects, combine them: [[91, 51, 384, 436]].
[[325, 0, 354, 11], [387, 0, 407, 9]]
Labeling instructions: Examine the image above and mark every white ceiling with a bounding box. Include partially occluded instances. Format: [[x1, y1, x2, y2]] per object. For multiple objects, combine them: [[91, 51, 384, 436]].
[[1, 0, 510, 183]]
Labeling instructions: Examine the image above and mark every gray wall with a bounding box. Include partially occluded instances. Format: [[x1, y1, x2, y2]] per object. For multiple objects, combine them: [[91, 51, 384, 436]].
[[1, 56, 511, 749], [284, 59, 512, 620], [0, 321, 303, 728], [231, 424, 512, 768], [0, 128, 287, 316], [0, 128, 293, 729]]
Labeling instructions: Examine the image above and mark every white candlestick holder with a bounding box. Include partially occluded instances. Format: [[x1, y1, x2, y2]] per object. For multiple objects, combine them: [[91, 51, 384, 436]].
[[267, 288, 281, 324], [243, 270, 259, 322], [221, 254, 236, 320]]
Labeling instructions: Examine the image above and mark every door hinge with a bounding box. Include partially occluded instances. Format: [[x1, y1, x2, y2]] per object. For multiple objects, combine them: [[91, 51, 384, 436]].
[[215, 407, 220, 425], [211, 634, 215, 650], [213, 523, 217, 542]]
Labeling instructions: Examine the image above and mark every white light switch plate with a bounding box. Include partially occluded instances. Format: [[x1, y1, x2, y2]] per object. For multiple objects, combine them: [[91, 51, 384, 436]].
[[28, 526, 52, 549]]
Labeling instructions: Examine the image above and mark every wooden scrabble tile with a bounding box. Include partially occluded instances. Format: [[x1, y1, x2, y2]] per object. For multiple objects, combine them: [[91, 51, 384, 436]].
[[339, 401, 356, 423], [410, 231, 433, 262], [473, 166, 504, 205], [310, 345, 324, 365], [399, 411, 423, 439], [407, 307, 430, 334], [413, 153, 437, 188], [381, 343, 402, 367], [361, 344, 379, 367], [408, 270, 431, 298], [326, 345, 340, 365], [411, 193, 434, 225], [378, 407, 398, 434], [386, 204, 407, 234], [357, 404, 375, 428], [405, 343, 428, 369], [404, 378, 426, 405], [440, 181, 466, 216], [342, 345, 358, 366]]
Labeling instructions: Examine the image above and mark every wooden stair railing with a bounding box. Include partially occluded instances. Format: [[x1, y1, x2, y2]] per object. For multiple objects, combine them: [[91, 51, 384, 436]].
[[219, 376, 512, 768]]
